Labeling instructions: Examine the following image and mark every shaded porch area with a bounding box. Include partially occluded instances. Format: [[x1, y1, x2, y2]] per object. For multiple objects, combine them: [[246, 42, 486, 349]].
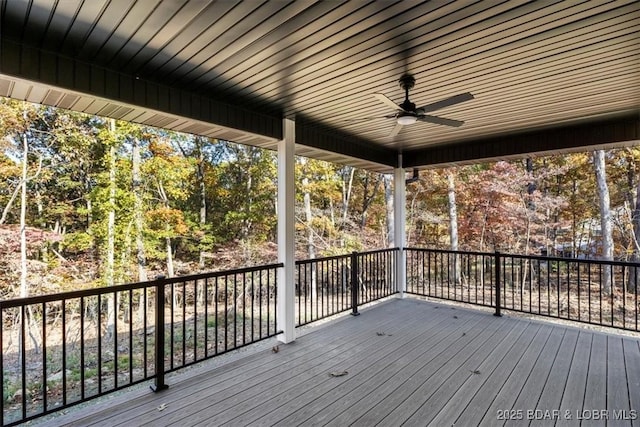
[[44, 298, 640, 427]]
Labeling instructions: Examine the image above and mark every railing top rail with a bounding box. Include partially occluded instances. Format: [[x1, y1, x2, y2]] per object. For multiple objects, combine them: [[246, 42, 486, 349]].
[[295, 248, 398, 266], [295, 253, 351, 265], [404, 247, 492, 257], [357, 247, 399, 256], [500, 252, 640, 267], [405, 247, 640, 268], [0, 262, 284, 309]]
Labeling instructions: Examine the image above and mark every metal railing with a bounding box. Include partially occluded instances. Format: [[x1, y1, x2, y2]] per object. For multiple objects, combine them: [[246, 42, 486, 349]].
[[0, 247, 400, 426], [406, 248, 640, 332], [0, 263, 281, 426], [295, 248, 398, 326], [405, 248, 497, 309]]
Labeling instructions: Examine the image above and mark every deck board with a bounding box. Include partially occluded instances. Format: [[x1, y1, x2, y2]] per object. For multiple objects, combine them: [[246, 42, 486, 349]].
[[556, 331, 592, 427], [623, 339, 640, 427], [40, 298, 640, 427], [427, 320, 535, 427], [502, 328, 566, 427], [323, 311, 494, 427], [401, 318, 528, 427], [477, 324, 556, 427], [266, 310, 478, 426], [187, 307, 441, 426], [582, 334, 609, 427], [608, 336, 632, 427], [351, 311, 507, 427], [528, 328, 579, 427]]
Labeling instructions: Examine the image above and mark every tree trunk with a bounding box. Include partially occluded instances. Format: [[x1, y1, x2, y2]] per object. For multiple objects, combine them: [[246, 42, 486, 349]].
[[360, 172, 381, 229], [384, 175, 394, 247], [593, 150, 613, 293], [106, 120, 117, 337], [132, 137, 148, 282], [165, 236, 175, 277], [0, 183, 20, 225], [301, 158, 317, 299], [628, 178, 640, 292], [447, 171, 460, 284], [197, 138, 207, 268], [341, 166, 354, 231], [132, 137, 148, 321], [19, 131, 28, 298]]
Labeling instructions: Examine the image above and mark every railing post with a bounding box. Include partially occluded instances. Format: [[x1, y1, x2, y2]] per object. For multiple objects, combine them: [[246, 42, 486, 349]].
[[351, 251, 360, 316], [151, 276, 169, 392], [494, 251, 502, 317]]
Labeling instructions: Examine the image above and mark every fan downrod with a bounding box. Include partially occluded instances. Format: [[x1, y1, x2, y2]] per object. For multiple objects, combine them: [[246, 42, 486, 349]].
[[398, 74, 416, 112]]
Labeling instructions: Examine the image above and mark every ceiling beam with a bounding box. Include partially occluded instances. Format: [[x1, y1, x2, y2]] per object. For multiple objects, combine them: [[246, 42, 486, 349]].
[[0, 38, 282, 141], [404, 113, 640, 168], [295, 117, 398, 168]]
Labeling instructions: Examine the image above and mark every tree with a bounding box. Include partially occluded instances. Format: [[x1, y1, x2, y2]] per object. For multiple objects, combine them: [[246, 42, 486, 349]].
[[143, 133, 193, 277], [593, 149, 613, 293], [446, 170, 460, 284]]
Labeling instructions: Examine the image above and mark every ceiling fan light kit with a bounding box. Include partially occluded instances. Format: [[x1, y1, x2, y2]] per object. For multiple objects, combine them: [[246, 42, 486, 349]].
[[372, 74, 474, 137], [397, 114, 418, 125]]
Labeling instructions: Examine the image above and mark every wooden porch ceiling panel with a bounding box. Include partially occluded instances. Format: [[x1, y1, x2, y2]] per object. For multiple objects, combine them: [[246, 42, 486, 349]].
[[0, 1, 639, 172]]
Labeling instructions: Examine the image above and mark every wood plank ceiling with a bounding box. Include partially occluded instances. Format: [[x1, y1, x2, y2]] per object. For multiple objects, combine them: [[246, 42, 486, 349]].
[[0, 0, 639, 172]]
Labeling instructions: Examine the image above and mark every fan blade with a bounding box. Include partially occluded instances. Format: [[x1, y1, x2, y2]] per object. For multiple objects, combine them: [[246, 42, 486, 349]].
[[343, 114, 397, 123], [417, 92, 474, 113], [418, 115, 464, 127], [389, 122, 403, 137], [373, 93, 404, 111]]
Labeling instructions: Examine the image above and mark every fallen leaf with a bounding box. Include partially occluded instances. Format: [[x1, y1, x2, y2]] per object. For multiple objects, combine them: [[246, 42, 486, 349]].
[[329, 371, 348, 377], [157, 403, 168, 411], [453, 315, 458, 319], [470, 370, 481, 375], [376, 332, 386, 336], [272, 345, 279, 353]]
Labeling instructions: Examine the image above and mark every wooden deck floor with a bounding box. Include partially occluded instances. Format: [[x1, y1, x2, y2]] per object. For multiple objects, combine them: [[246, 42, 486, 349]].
[[44, 298, 640, 427]]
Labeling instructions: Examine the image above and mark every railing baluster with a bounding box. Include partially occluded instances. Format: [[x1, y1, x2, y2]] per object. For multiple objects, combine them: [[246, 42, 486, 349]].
[[623, 266, 627, 329], [143, 288, 148, 379], [215, 276, 219, 354], [250, 271, 255, 343], [128, 290, 132, 383], [233, 275, 237, 350], [204, 277, 209, 357], [80, 297, 85, 400], [21, 305, 26, 420], [42, 302, 47, 413], [97, 294, 102, 395], [351, 252, 360, 316], [151, 276, 168, 392], [181, 281, 186, 366], [169, 284, 174, 370], [494, 251, 502, 317], [194, 280, 199, 360], [272, 268, 277, 336], [113, 291, 118, 389]]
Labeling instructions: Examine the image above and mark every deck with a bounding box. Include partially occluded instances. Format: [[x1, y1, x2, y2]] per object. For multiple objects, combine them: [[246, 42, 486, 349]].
[[42, 298, 640, 426]]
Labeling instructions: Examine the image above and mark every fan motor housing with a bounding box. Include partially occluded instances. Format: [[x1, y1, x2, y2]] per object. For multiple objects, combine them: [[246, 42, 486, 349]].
[[399, 74, 416, 90], [400, 100, 416, 112]]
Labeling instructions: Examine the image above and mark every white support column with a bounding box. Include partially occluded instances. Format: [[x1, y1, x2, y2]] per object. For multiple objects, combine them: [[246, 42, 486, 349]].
[[394, 155, 407, 298], [277, 118, 296, 343]]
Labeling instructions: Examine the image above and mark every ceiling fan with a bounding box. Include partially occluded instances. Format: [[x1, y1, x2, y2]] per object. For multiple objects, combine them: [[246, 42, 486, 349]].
[[372, 74, 474, 137]]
